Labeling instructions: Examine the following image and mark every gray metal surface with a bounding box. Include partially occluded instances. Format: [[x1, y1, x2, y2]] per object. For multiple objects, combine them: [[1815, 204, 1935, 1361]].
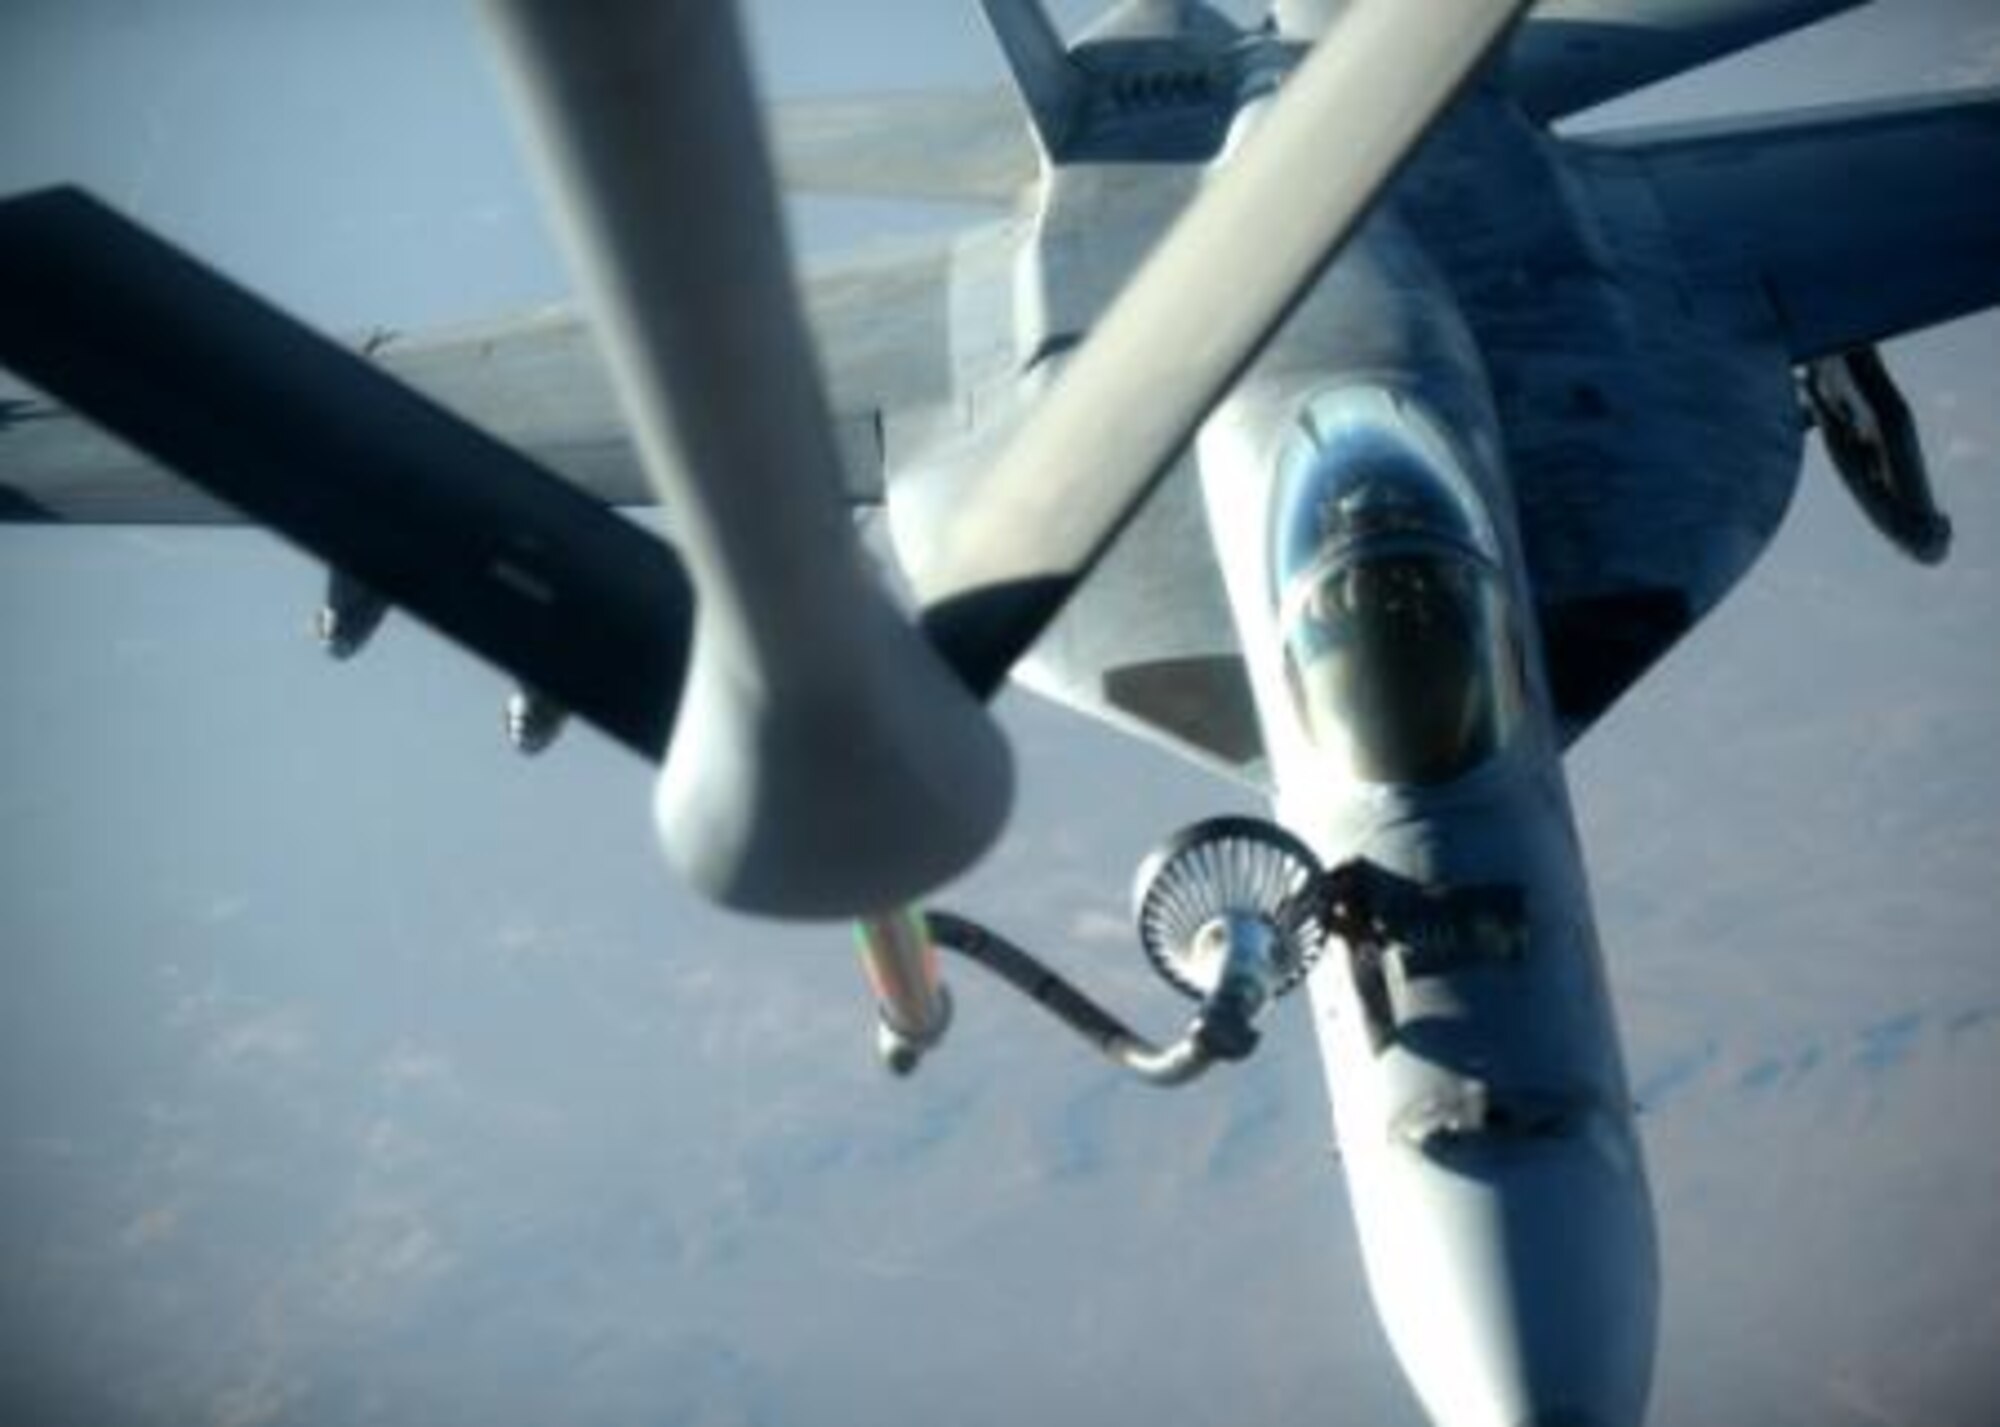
[[479, 0, 1009, 914], [772, 88, 1033, 205], [0, 233, 959, 523], [1592, 87, 2000, 361], [1182, 199, 1658, 1418], [10, 3, 2000, 1423], [959, 67, 1789, 770], [909, 0, 1534, 691], [1400, 95, 1806, 742], [886, 14, 1974, 774], [11, 7, 1987, 773]]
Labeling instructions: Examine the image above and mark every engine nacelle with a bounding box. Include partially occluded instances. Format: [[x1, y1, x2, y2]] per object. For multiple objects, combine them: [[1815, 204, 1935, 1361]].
[[314, 569, 390, 659]]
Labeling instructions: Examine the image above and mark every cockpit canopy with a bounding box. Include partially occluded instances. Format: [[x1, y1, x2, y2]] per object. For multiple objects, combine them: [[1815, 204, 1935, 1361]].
[[1271, 388, 1522, 786]]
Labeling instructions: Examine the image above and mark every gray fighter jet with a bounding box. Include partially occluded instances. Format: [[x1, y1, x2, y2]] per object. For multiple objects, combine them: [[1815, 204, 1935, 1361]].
[[3, 2, 1995, 1423]]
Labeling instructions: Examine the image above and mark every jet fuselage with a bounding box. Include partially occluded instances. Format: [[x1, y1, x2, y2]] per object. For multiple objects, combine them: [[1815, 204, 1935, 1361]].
[[882, 53, 1805, 1427], [1201, 219, 1660, 1425]]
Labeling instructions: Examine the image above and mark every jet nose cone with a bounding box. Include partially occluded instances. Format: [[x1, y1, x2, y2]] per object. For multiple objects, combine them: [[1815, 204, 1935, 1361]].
[[1351, 1109, 1658, 1427]]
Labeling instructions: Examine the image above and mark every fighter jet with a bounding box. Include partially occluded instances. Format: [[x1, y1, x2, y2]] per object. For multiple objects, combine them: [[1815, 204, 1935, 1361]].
[[3, 2, 1995, 1423]]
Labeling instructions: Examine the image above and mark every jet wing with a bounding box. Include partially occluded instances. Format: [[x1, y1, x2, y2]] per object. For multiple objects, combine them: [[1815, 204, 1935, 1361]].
[[1507, 0, 1868, 122], [1592, 87, 2000, 361], [0, 230, 960, 524], [772, 90, 1034, 206], [1487, 87, 2000, 745]]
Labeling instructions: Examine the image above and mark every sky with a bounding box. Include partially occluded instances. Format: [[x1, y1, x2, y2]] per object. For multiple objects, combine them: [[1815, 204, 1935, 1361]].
[[2, 3, 1999, 1426]]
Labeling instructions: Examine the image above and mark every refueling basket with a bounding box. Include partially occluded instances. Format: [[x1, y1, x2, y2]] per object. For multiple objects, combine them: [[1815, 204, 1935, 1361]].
[[1131, 816, 1329, 1001]]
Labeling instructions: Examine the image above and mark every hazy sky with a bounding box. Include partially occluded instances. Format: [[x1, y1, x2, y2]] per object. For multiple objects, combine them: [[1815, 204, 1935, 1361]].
[[2, 4, 1998, 1426]]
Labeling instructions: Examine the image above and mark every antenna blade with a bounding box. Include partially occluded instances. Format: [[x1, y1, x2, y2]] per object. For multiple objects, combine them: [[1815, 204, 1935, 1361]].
[[916, 0, 1531, 694]]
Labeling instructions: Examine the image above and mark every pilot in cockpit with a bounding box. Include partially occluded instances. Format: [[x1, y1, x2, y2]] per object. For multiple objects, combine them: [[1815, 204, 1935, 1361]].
[[1272, 388, 1523, 786]]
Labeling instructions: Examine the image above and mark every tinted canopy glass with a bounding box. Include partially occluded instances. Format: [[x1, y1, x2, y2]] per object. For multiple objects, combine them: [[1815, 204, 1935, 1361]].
[[1271, 389, 1521, 785]]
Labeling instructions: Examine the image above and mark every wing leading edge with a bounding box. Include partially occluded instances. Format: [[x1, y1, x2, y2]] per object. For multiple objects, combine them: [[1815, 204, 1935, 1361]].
[[1596, 86, 2000, 361], [1506, 0, 1869, 122], [772, 90, 1034, 206]]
